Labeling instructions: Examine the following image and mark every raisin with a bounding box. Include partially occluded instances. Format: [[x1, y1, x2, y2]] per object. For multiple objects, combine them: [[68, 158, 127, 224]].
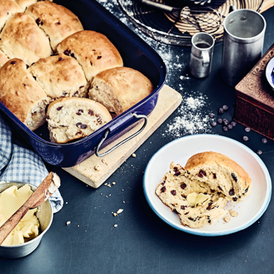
[[76, 109, 83, 115], [57, 106, 63, 111], [206, 202, 213, 210], [180, 183, 187, 189], [58, 57, 63, 61], [64, 49, 71, 55], [81, 124, 87, 129], [218, 186, 223, 191], [229, 189, 235, 196], [181, 205, 186, 210], [88, 109, 94, 116], [36, 18, 43, 25], [76, 122, 82, 128], [212, 173, 217, 179], [181, 194, 186, 199], [231, 173, 237, 182], [174, 171, 181, 176], [172, 209, 180, 214], [188, 217, 195, 222], [171, 190, 176, 196], [160, 186, 166, 193], [10, 60, 17, 65], [233, 197, 238, 202], [97, 56, 102, 59], [198, 169, 206, 177], [245, 187, 249, 193]]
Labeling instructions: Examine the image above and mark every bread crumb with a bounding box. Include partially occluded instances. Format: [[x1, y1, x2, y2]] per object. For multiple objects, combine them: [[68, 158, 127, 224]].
[[229, 209, 238, 217], [113, 224, 118, 228], [223, 215, 231, 223], [117, 209, 124, 214], [112, 182, 116, 185], [94, 165, 101, 171], [66, 221, 71, 226], [101, 158, 108, 165], [132, 153, 136, 158]]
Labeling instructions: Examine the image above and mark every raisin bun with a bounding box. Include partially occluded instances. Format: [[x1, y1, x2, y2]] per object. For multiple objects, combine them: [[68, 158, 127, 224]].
[[88, 67, 153, 116], [156, 162, 229, 228], [14, 0, 39, 11], [0, 58, 50, 130], [0, 0, 22, 31], [56, 30, 123, 80], [29, 54, 88, 100], [184, 151, 251, 203], [0, 12, 52, 65], [26, 1, 83, 51], [46, 97, 112, 143]]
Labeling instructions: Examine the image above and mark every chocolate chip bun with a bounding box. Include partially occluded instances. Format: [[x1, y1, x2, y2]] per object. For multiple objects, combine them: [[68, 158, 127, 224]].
[[0, 12, 52, 65], [26, 1, 83, 50], [46, 97, 112, 143], [184, 151, 251, 202], [29, 54, 88, 100], [156, 152, 252, 228], [0, 58, 50, 130], [88, 67, 153, 116], [56, 30, 123, 80], [0, 0, 22, 30]]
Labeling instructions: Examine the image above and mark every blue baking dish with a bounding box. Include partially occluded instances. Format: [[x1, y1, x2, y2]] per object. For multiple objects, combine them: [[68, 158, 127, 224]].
[[0, 0, 166, 167]]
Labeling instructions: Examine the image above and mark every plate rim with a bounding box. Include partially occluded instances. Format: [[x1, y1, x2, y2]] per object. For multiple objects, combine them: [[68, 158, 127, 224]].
[[143, 134, 272, 236], [265, 56, 274, 90]]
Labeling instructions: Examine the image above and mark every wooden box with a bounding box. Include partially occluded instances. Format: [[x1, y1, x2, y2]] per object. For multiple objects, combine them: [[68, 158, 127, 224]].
[[234, 43, 274, 140]]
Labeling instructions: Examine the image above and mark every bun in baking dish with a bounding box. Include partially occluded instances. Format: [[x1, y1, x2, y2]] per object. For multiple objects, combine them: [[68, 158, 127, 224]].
[[25, 1, 83, 50], [56, 30, 123, 80], [29, 54, 88, 100], [0, 0, 22, 30], [0, 58, 50, 130], [88, 67, 154, 116], [156, 152, 252, 228], [46, 97, 112, 143], [0, 12, 52, 65]]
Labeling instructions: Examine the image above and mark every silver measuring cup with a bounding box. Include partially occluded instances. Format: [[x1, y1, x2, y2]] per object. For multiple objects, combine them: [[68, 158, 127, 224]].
[[189, 32, 215, 78], [221, 9, 266, 87]]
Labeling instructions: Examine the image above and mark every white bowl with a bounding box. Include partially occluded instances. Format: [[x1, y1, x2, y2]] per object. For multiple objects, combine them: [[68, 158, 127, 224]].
[[143, 134, 272, 236], [0, 182, 53, 258], [265, 56, 274, 91]]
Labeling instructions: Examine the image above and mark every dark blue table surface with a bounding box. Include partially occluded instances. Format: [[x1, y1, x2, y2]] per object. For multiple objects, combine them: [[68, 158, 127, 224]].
[[1, 1, 274, 273]]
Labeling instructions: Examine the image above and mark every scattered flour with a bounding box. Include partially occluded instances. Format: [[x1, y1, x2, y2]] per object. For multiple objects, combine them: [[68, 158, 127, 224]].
[[162, 91, 213, 138]]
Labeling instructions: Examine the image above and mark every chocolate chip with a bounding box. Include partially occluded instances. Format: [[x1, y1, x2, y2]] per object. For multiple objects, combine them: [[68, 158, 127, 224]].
[[180, 183, 187, 189], [171, 190, 176, 196]]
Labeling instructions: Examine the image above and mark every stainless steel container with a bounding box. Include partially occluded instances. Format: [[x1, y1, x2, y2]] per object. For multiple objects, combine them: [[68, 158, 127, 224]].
[[0, 182, 53, 259], [221, 9, 266, 87]]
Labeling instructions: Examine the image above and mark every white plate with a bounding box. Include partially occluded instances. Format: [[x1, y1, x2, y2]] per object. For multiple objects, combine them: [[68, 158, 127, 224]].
[[265, 57, 274, 91], [143, 134, 272, 236]]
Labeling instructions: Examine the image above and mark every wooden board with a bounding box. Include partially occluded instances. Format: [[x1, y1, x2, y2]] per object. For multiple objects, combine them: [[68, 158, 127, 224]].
[[63, 85, 182, 188]]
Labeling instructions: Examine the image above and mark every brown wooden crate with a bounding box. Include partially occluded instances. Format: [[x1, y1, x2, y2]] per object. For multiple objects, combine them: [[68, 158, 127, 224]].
[[234, 43, 274, 140]]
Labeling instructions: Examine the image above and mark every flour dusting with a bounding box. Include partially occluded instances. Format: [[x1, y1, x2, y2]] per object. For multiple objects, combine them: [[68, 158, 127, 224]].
[[162, 91, 213, 138]]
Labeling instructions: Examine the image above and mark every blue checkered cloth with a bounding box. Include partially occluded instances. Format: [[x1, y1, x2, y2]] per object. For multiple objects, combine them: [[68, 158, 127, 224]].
[[0, 114, 63, 213]]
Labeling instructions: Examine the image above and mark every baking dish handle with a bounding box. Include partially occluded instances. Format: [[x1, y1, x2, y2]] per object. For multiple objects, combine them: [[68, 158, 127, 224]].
[[95, 113, 148, 157]]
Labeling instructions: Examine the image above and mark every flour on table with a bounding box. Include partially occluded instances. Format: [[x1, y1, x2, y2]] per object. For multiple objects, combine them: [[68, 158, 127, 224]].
[[162, 91, 214, 138]]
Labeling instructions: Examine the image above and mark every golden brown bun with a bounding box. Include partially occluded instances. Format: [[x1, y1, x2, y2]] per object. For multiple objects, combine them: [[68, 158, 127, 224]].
[[56, 30, 123, 80], [0, 58, 50, 130], [0, 12, 52, 65], [88, 67, 153, 115], [184, 151, 252, 202], [46, 97, 112, 143], [26, 1, 83, 50], [0, 50, 8, 68], [15, 0, 37, 10], [29, 54, 88, 100], [0, 0, 22, 30]]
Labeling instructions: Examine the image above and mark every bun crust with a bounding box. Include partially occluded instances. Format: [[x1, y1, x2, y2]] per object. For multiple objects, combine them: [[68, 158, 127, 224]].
[[0, 58, 49, 130], [56, 30, 123, 80], [88, 67, 153, 115]]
